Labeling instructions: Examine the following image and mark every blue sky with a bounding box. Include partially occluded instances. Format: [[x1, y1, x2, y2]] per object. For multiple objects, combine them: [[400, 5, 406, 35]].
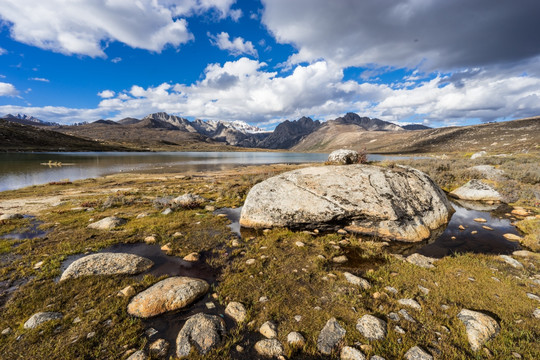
[[1, 0, 539, 128]]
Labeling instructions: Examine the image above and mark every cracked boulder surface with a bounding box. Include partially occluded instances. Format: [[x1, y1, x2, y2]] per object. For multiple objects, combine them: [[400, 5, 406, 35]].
[[240, 165, 453, 242]]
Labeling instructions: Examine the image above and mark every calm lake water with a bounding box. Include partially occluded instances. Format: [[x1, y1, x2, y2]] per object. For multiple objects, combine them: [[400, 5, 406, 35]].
[[0, 152, 420, 192]]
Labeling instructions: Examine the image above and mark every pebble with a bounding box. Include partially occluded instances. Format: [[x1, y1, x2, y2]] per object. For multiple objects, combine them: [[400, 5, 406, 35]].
[[388, 312, 400, 321], [118, 285, 136, 297], [499, 255, 524, 269], [418, 285, 430, 295], [236, 345, 244, 352], [1, 327, 12, 335], [503, 233, 524, 241], [332, 255, 348, 264], [149, 338, 169, 358], [384, 286, 398, 294], [259, 296, 269, 303], [287, 331, 306, 347], [533, 309, 540, 318], [86, 332, 96, 339], [394, 325, 406, 334], [471, 230, 478, 235], [33, 261, 44, 270], [337, 229, 348, 235], [160, 243, 172, 252], [473, 218, 487, 223], [161, 208, 172, 215], [295, 241, 305, 247], [231, 239, 240, 247], [526, 293, 540, 302], [260, 321, 278, 338], [205, 302, 215, 309], [294, 315, 302, 322], [458, 225, 465, 230], [398, 298, 422, 310], [144, 236, 156, 244], [399, 309, 417, 323], [183, 252, 200, 262], [246, 259, 256, 265], [404, 346, 433, 360], [482, 226, 493, 231]]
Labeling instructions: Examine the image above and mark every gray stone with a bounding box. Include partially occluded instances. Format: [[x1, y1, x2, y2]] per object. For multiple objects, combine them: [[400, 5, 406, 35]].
[[404, 346, 433, 360], [174, 194, 206, 208], [370, 356, 386, 360], [24, 312, 63, 329], [533, 309, 540, 319], [0, 213, 23, 220], [356, 314, 387, 340], [527, 293, 540, 302], [287, 331, 306, 347], [470, 165, 504, 180], [328, 149, 360, 165], [384, 286, 398, 294], [340, 346, 366, 360], [333, 255, 348, 264], [260, 321, 278, 338], [344, 272, 371, 289], [126, 350, 148, 360], [254, 338, 284, 357], [87, 216, 126, 230], [457, 309, 500, 351], [60, 253, 153, 281], [398, 298, 422, 311], [176, 313, 226, 357], [1, 327, 12, 335], [450, 180, 502, 202], [225, 301, 247, 323], [470, 151, 487, 160], [388, 312, 400, 321], [240, 165, 453, 242], [161, 208, 172, 215], [418, 285, 430, 295], [499, 255, 524, 269], [399, 309, 417, 323], [394, 325, 406, 334], [128, 277, 209, 318], [317, 317, 346, 355], [149, 338, 169, 358], [406, 253, 437, 268]]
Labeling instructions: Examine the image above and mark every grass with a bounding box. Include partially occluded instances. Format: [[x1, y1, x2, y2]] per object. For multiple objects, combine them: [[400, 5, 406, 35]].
[[0, 158, 539, 359]]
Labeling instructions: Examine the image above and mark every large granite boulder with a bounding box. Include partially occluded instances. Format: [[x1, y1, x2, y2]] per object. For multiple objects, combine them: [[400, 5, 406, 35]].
[[60, 253, 153, 281], [327, 149, 360, 165], [240, 165, 453, 242], [450, 180, 502, 202], [457, 309, 500, 351], [128, 277, 209, 318]]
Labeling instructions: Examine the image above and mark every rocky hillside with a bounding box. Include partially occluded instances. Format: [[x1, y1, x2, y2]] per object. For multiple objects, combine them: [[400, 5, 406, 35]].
[[0, 119, 129, 151]]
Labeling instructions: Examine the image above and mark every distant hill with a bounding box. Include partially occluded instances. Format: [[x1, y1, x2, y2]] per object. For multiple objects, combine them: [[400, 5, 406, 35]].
[[3, 113, 58, 127], [403, 124, 432, 130], [0, 119, 129, 152], [256, 116, 321, 149]]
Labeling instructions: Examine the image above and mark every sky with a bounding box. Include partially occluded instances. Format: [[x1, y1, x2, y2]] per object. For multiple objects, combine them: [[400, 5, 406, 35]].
[[0, 0, 540, 128]]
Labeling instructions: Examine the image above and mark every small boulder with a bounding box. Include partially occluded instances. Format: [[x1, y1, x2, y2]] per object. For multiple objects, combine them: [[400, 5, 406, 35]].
[[60, 253, 153, 281], [399, 309, 417, 323], [260, 321, 278, 338], [499, 255, 524, 269], [327, 149, 360, 165], [287, 331, 306, 347], [344, 272, 371, 289], [118, 285, 136, 298], [398, 298, 422, 311], [0, 213, 23, 220], [126, 350, 148, 360], [317, 317, 346, 355], [503, 233, 524, 241], [457, 309, 500, 351], [254, 338, 284, 357], [128, 277, 209, 318], [341, 346, 366, 360], [356, 315, 387, 341], [333, 255, 348, 264], [470, 151, 487, 160], [225, 302, 247, 323], [183, 252, 200, 262], [176, 313, 226, 357], [406, 253, 437, 268], [87, 216, 126, 230], [174, 194, 206, 208], [404, 346, 433, 360], [450, 180, 502, 202], [149, 339, 169, 358], [24, 312, 63, 329]]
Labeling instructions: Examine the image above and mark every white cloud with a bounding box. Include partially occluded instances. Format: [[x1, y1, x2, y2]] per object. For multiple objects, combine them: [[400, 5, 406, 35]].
[[0, 82, 19, 96], [0, 0, 239, 57], [98, 90, 115, 98], [111, 57, 122, 63], [29, 77, 50, 82], [0, 47, 6, 55], [261, 0, 540, 71], [209, 32, 257, 57]]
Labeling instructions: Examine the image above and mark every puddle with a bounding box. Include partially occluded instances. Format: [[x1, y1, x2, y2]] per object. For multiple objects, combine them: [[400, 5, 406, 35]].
[[213, 207, 242, 237], [0, 216, 50, 240]]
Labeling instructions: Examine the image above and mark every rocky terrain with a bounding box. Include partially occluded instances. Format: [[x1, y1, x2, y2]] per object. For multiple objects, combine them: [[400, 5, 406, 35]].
[[0, 151, 538, 359]]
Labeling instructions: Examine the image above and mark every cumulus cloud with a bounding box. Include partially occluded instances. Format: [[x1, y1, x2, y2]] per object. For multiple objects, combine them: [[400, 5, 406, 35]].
[[0, 47, 6, 55], [0, 0, 238, 57], [262, 0, 540, 71], [111, 57, 122, 63], [98, 90, 115, 98], [209, 32, 257, 57], [0, 82, 19, 96]]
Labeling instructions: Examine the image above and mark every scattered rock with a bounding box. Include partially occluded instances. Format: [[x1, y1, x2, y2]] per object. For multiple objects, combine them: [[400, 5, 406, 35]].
[[450, 180, 502, 202], [246, 259, 256, 265], [33, 261, 43, 270], [327, 149, 360, 165], [128, 277, 209, 318], [287, 331, 306, 347], [406, 253, 437, 268], [259, 296, 269, 303], [1, 327, 12, 335], [511, 208, 530, 217], [384, 286, 398, 294], [388, 312, 400, 321], [240, 165, 453, 242], [126, 350, 148, 360], [136, 213, 148, 219], [225, 302, 247, 323], [295, 241, 305, 247], [499, 255, 524, 269], [458, 225, 465, 230], [317, 317, 346, 355], [149, 339, 169, 358], [526, 293, 540, 302], [470, 151, 486, 160], [533, 309, 540, 318], [0, 213, 23, 220], [160, 243, 172, 252], [418, 285, 429, 295], [344, 272, 371, 289], [457, 309, 500, 351], [503, 233, 524, 241], [370, 356, 386, 360], [398, 298, 422, 311], [118, 285, 136, 298], [337, 229, 348, 235], [87, 216, 126, 230], [231, 239, 240, 247], [260, 321, 278, 338], [473, 218, 487, 223], [173, 194, 206, 208], [482, 226, 493, 231], [340, 346, 366, 360], [356, 314, 387, 340], [469, 165, 504, 179], [176, 313, 226, 357], [398, 309, 417, 323], [24, 312, 63, 329], [254, 339, 284, 357], [333, 255, 348, 264], [183, 252, 200, 262], [144, 235, 156, 244], [161, 208, 172, 215], [60, 253, 153, 281], [294, 315, 302, 322], [404, 346, 433, 360]]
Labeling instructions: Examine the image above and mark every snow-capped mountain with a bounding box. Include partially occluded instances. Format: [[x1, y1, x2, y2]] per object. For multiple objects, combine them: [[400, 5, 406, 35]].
[[3, 113, 58, 126]]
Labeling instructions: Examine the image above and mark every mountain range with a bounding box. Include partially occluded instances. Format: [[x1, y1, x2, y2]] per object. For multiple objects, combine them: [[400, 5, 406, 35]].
[[2, 111, 538, 154]]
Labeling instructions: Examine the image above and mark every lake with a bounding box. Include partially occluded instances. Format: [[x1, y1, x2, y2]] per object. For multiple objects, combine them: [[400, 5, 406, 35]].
[[0, 152, 423, 192]]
